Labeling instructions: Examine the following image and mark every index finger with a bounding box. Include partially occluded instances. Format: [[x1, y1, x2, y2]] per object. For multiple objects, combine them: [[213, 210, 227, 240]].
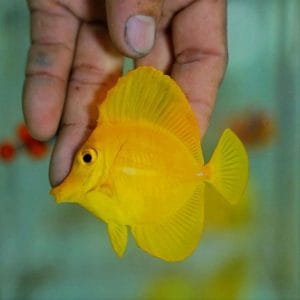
[[23, 1, 79, 140], [171, 0, 228, 137]]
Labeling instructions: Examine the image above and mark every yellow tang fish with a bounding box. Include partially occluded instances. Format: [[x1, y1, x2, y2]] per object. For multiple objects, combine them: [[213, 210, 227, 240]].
[[50, 67, 248, 262]]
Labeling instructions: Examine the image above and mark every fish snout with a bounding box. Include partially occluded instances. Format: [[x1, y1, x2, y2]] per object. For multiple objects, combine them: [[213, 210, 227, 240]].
[[50, 185, 74, 204]]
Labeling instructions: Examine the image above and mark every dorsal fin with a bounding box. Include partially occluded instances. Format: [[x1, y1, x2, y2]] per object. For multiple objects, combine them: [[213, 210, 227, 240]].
[[99, 66, 203, 163]]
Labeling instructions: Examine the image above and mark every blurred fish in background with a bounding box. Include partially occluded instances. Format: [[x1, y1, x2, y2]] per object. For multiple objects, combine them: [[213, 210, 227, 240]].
[[0, 123, 49, 163], [141, 257, 248, 300], [0, 0, 299, 300], [227, 109, 277, 148]]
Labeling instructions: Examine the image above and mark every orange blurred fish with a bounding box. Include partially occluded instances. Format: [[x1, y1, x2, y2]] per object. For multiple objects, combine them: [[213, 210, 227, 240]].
[[50, 67, 248, 262], [229, 110, 276, 147]]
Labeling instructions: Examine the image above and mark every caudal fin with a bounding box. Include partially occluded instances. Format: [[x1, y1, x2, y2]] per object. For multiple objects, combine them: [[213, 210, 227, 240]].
[[204, 129, 248, 205]]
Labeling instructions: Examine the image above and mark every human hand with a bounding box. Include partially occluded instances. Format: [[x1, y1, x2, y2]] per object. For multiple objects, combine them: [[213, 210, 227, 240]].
[[23, 0, 227, 187]]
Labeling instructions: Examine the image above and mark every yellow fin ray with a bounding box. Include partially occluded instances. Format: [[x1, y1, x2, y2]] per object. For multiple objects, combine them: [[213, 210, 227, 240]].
[[108, 223, 128, 257], [205, 129, 248, 205], [99, 66, 203, 163], [131, 184, 204, 262]]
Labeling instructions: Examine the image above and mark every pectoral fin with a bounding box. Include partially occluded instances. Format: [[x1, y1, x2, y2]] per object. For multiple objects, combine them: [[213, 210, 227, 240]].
[[108, 223, 128, 257], [131, 184, 204, 262], [99, 181, 114, 198]]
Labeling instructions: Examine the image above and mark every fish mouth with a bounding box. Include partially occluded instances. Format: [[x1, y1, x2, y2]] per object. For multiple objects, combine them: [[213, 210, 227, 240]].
[[50, 182, 77, 204], [50, 185, 67, 203]]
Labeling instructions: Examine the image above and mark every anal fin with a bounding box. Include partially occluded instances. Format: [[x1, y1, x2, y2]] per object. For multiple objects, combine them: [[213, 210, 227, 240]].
[[108, 223, 128, 257], [131, 183, 205, 262]]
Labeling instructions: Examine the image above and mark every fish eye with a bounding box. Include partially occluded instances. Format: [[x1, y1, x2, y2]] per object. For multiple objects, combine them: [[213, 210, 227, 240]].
[[80, 148, 97, 165], [83, 153, 92, 163]]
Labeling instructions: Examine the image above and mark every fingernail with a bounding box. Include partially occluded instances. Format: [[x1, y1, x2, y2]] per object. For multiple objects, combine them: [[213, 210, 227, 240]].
[[125, 15, 155, 55]]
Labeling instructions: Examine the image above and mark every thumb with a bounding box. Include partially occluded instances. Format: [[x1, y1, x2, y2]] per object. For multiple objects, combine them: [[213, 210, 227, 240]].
[[105, 0, 162, 57]]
